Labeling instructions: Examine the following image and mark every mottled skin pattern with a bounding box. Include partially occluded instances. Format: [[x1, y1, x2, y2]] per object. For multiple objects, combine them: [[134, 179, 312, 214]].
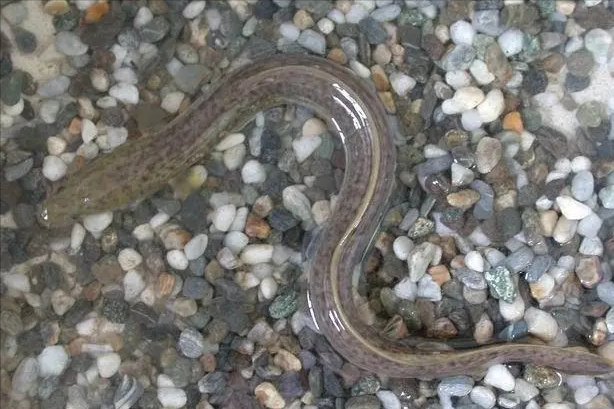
[[41, 55, 613, 377]]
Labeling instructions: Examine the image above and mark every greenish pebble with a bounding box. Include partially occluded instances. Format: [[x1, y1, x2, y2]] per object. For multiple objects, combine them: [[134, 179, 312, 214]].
[[398, 9, 426, 27], [0, 71, 24, 106], [576, 101, 606, 128], [521, 34, 540, 58], [523, 365, 561, 389], [473, 34, 495, 60], [268, 289, 298, 319], [53, 9, 79, 32], [484, 265, 516, 303], [397, 145, 424, 170], [351, 376, 381, 396], [537, 0, 556, 17], [314, 132, 334, 159], [521, 108, 542, 131], [407, 217, 434, 239]]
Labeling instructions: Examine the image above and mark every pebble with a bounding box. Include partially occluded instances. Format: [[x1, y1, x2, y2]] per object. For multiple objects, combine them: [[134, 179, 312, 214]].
[[97, 352, 121, 378], [161, 92, 185, 114], [297, 29, 326, 55], [584, 28, 613, 64], [449, 20, 475, 45], [212, 204, 237, 232], [470, 385, 496, 409], [577, 212, 602, 238], [55, 31, 89, 56], [183, 1, 206, 19], [292, 135, 322, 162], [441, 44, 476, 71], [555, 196, 593, 220], [254, 382, 285, 409], [166, 249, 189, 270], [524, 307, 559, 341], [38, 76, 71, 98], [475, 137, 502, 174], [38, 345, 69, 377], [484, 364, 515, 391], [599, 186, 614, 209], [498, 29, 524, 56], [570, 171, 594, 202], [476, 89, 505, 123], [109, 83, 139, 105], [157, 388, 187, 408], [42, 155, 68, 182], [389, 72, 416, 97]]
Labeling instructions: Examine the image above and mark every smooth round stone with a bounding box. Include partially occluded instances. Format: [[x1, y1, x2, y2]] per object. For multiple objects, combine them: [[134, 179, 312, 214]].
[[469, 59, 495, 85], [441, 44, 476, 71], [475, 137, 502, 174], [555, 196, 592, 220], [389, 72, 416, 97], [55, 31, 89, 56], [157, 388, 187, 408], [42, 155, 68, 181], [465, 251, 484, 272], [570, 156, 591, 172], [109, 83, 139, 104], [38, 346, 69, 377], [297, 29, 326, 55], [184, 234, 208, 260], [470, 385, 496, 409], [476, 89, 504, 123], [584, 28, 613, 63], [598, 186, 614, 209], [576, 101, 605, 128], [241, 160, 266, 184], [449, 20, 475, 45], [183, 0, 206, 19], [279, 22, 300, 41], [461, 109, 483, 131], [566, 48, 595, 77], [392, 236, 413, 261], [118, 248, 143, 271], [166, 249, 189, 270], [212, 204, 236, 231], [484, 364, 515, 391], [97, 353, 121, 378], [498, 28, 523, 56], [524, 307, 559, 341], [161, 91, 185, 114], [437, 375, 474, 397], [570, 171, 594, 202]]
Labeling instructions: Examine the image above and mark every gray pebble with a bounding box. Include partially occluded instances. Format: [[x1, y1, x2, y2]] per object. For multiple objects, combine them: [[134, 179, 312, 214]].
[[441, 44, 476, 71], [297, 29, 326, 55], [175, 64, 212, 94], [182, 276, 212, 299], [4, 158, 33, 182], [358, 17, 388, 44], [38, 76, 71, 98], [505, 246, 535, 274], [178, 327, 205, 358], [55, 31, 89, 56], [138, 16, 170, 43], [571, 170, 594, 202], [2, 2, 28, 26], [524, 254, 553, 283]]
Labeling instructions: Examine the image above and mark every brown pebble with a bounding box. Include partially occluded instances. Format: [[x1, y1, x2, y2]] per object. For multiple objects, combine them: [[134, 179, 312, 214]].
[[68, 337, 87, 355], [427, 317, 458, 339], [447, 189, 480, 210], [245, 214, 271, 239], [427, 265, 451, 285], [383, 315, 409, 340], [536, 53, 566, 73], [371, 65, 390, 91], [378, 92, 396, 113], [84, 0, 110, 23], [327, 47, 347, 64], [157, 273, 177, 296]]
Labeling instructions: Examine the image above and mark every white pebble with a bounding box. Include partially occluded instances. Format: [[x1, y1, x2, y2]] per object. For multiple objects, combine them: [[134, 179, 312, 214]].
[[483, 364, 515, 391], [470, 386, 496, 409], [449, 20, 475, 45], [259, 277, 278, 300], [161, 91, 185, 114], [224, 231, 249, 254], [183, 0, 206, 19], [123, 269, 146, 301], [461, 109, 483, 131], [376, 390, 402, 409], [215, 132, 245, 151], [213, 204, 236, 232], [312, 200, 331, 225], [302, 118, 326, 137], [157, 388, 187, 408], [184, 234, 208, 260], [571, 156, 591, 172], [498, 28, 524, 56], [392, 236, 413, 261], [96, 353, 121, 378], [389, 72, 416, 97], [574, 385, 599, 405], [223, 144, 246, 171], [477, 89, 504, 123], [133, 7, 153, 28], [469, 59, 495, 85], [349, 59, 371, 78], [3, 97, 24, 116], [241, 160, 267, 184], [118, 248, 143, 271], [524, 307, 559, 341], [464, 251, 484, 272], [499, 295, 525, 322], [70, 223, 86, 250], [241, 244, 274, 264], [279, 22, 300, 41], [81, 118, 98, 143], [108, 83, 139, 105], [166, 249, 189, 270], [38, 346, 69, 377], [83, 212, 113, 233], [47, 136, 67, 156], [345, 3, 369, 23], [445, 70, 472, 89], [42, 155, 67, 182], [149, 212, 170, 229], [317, 17, 335, 34], [394, 277, 417, 300], [555, 196, 592, 220], [423, 144, 448, 158], [292, 135, 322, 162]]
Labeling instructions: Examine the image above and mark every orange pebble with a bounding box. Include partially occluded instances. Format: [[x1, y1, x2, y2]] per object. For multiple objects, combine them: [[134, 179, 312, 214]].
[[502, 111, 524, 133], [84, 0, 110, 24]]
